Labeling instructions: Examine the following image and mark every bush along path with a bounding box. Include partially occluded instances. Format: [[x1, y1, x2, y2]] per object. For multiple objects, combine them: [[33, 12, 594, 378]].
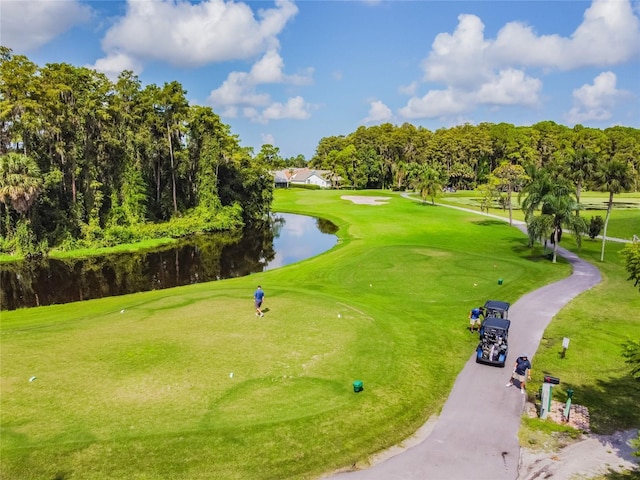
[[327, 195, 601, 480]]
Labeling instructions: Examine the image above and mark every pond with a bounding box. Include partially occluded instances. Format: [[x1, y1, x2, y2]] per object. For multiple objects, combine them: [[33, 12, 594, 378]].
[[0, 213, 338, 311]]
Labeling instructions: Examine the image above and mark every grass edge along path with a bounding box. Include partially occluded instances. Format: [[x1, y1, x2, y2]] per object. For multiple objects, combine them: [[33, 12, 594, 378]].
[[1, 189, 634, 480]]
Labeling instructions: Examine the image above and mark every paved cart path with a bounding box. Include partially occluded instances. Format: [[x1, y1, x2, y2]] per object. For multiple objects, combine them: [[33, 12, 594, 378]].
[[326, 199, 602, 480]]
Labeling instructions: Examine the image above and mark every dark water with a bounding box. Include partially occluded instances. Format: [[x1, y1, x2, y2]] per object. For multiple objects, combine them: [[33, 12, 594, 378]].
[[0, 213, 338, 311]]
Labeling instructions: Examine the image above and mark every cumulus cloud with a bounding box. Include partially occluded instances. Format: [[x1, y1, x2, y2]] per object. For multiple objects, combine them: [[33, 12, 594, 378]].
[[96, 0, 297, 69], [422, 14, 492, 88], [362, 100, 393, 124], [208, 71, 271, 108], [475, 69, 542, 106], [565, 71, 630, 123], [251, 96, 313, 123], [249, 49, 313, 85], [208, 49, 315, 123], [399, 88, 470, 119], [398, 82, 418, 96], [491, 0, 640, 69], [261, 133, 276, 146], [1, 0, 92, 52], [90, 53, 143, 81], [398, 0, 640, 121]]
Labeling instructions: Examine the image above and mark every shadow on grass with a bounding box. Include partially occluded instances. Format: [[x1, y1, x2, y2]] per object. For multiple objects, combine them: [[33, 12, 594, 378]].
[[552, 373, 640, 434], [472, 219, 510, 227], [601, 468, 640, 479]]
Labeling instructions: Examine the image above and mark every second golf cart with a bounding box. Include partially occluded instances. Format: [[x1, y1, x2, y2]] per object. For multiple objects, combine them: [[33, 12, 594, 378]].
[[475, 300, 511, 367]]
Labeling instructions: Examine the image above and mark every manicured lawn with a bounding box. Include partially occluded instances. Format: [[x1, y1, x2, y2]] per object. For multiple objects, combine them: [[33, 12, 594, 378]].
[[439, 191, 640, 241], [525, 236, 640, 434], [1, 189, 637, 479]]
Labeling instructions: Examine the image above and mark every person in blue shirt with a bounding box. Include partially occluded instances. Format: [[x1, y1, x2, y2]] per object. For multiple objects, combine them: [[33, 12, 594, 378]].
[[506, 354, 532, 394], [254, 285, 265, 317], [468, 306, 484, 333]]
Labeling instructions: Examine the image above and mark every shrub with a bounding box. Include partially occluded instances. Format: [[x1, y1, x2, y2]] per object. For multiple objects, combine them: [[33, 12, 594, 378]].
[[588, 215, 604, 239], [103, 226, 137, 247]]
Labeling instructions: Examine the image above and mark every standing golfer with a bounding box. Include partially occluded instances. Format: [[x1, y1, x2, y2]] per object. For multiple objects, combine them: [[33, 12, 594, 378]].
[[254, 285, 265, 317], [506, 354, 532, 394], [468, 306, 484, 333]]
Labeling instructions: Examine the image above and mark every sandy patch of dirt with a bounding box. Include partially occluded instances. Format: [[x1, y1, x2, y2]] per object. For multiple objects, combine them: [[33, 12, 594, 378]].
[[518, 429, 639, 479], [519, 400, 639, 479], [341, 195, 391, 205]]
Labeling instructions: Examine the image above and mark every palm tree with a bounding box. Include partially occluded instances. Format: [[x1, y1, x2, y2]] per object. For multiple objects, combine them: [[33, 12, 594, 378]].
[[541, 193, 588, 263], [519, 164, 553, 222], [565, 148, 598, 214], [0, 152, 43, 217], [492, 162, 528, 226], [519, 165, 574, 248], [411, 165, 445, 205], [593, 159, 634, 261]]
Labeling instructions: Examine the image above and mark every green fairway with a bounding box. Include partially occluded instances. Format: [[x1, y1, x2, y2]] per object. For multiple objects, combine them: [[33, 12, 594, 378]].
[[439, 191, 640, 241], [1, 189, 637, 479]]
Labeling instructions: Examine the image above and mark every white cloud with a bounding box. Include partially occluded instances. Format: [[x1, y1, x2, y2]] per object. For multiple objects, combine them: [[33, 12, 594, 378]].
[[398, 88, 470, 119], [208, 48, 315, 123], [260, 96, 313, 122], [208, 71, 271, 108], [97, 0, 298, 68], [398, 0, 640, 121], [565, 71, 630, 123], [474, 69, 542, 106], [90, 52, 143, 80], [261, 133, 276, 146], [1, 0, 92, 52], [249, 49, 313, 85], [422, 14, 492, 88], [491, 0, 640, 69], [423, 0, 640, 84], [399, 82, 418, 96], [362, 100, 393, 123]]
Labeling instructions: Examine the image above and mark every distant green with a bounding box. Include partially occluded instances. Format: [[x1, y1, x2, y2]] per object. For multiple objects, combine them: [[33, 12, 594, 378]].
[[1, 189, 638, 480]]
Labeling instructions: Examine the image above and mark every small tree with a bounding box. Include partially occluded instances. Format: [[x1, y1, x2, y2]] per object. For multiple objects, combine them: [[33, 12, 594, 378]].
[[478, 176, 500, 213], [588, 215, 604, 239], [593, 158, 633, 261], [411, 165, 446, 205], [524, 187, 587, 263], [622, 242, 640, 292], [492, 162, 528, 226]]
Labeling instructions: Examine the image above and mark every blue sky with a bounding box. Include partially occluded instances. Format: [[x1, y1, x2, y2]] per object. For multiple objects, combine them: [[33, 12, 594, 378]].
[[2, 0, 639, 160]]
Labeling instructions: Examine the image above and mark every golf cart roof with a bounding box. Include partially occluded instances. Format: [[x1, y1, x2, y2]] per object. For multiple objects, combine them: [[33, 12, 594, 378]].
[[482, 317, 511, 331], [484, 300, 510, 313]]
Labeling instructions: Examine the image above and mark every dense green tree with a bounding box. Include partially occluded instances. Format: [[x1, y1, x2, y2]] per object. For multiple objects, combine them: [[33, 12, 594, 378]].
[[0, 50, 272, 254], [0, 152, 43, 217], [564, 148, 598, 212], [593, 158, 634, 261], [411, 165, 446, 205], [492, 162, 528, 226], [622, 242, 640, 293], [255, 144, 284, 168]]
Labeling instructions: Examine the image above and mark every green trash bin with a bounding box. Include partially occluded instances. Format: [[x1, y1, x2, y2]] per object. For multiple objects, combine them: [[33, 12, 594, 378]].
[[353, 380, 363, 393], [498, 278, 503, 285]]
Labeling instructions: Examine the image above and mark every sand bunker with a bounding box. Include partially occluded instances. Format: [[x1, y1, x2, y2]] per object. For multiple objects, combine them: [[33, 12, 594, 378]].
[[341, 195, 391, 205]]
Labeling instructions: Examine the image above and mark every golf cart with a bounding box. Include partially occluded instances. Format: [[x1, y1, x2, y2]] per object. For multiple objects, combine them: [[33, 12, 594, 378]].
[[483, 300, 510, 319], [476, 316, 510, 367]]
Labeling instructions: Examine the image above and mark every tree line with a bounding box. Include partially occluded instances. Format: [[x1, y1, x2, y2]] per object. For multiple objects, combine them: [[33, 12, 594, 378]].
[[301, 116, 639, 263], [0, 47, 276, 257], [1, 47, 639, 261]]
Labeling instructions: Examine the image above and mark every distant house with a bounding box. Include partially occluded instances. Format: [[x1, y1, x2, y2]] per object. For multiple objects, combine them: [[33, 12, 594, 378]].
[[273, 170, 291, 188], [272, 168, 333, 188]]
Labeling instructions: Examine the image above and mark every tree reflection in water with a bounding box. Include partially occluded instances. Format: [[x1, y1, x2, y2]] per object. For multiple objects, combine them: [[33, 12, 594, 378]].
[[0, 213, 337, 310]]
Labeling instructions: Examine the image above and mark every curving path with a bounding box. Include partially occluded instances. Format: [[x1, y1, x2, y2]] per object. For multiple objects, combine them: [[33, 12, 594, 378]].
[[326, 197, 602, 480]]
